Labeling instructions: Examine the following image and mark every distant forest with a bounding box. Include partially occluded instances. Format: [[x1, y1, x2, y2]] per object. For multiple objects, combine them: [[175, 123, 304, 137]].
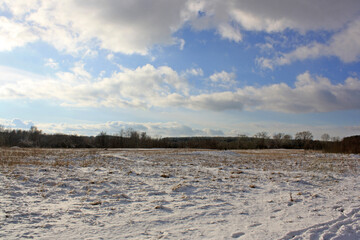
[[0, 126, 359, 153]]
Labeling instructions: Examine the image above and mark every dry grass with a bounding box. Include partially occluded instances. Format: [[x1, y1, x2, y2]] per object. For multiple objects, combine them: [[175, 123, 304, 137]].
[[1, 148, 358, 177], [114, 148, 359, 175], [0, 148, 45, 166], [0, 147, 107, 171]]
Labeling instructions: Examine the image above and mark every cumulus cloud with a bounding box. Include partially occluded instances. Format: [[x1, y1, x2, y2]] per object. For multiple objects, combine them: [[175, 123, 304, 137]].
[[0, 16, 38, 51], [229, 0, 360, 32], [0, 0, 192, 55], [188, 72, 360, 113], [0, 63, 189, 109], [1, 0, 359, 56], [1, 64, 360, 114], [191, 0, 360, 37]]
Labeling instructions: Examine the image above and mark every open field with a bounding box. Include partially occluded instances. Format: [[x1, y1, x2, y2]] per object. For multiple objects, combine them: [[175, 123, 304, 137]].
[[1, 148, 359, 239]]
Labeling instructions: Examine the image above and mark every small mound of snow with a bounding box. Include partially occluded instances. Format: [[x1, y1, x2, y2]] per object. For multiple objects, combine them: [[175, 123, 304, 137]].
[[280, 207, 360, 240]]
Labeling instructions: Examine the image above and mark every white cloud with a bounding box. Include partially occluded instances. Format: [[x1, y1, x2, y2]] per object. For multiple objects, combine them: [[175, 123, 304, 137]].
[[1, 64, 360, 114], [0, 0, 192, 55], [259, 18, 360, 69], [31, 120, 224, 137], [190, 0, 360, 39], [0, 63, 189, 109], [189, 91, 244, 111], [94, 64, 189, 108], [256, 57, 275, 70], [0, 16, 38, 51], [82, 49, 98, 58], [217, 23, 242, 42], [0, 118, 34, 130], [256, 42, 274, 53], [44, 58, 59, 69], [1, 0, 359, 55], [106, 53, 114, 61], [178, 38, 186, 50], [1, 117, 357, 139], [229, 0, 360, 32], [0, 0, 40, 17], [70, 62, 92, 80], [185, 68, 204, 76], [326, 18, 360, 63], [188, 71, 360, 113], [209, 71, 236, 89], [210, 71, 235, 83], [11, 119, 35, 129]]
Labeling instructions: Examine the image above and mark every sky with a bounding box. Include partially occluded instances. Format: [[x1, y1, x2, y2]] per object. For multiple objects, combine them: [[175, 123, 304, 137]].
[[0, 0, 360, 139]]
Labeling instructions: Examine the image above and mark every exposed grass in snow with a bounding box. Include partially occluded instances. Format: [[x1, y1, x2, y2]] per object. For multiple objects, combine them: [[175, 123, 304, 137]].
[[0, 148, 109, 169], [0, 148, 359, 239]]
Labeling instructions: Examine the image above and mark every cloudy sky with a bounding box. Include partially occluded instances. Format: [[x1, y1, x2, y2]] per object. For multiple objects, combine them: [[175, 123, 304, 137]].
[[1, 0, 360, 139]]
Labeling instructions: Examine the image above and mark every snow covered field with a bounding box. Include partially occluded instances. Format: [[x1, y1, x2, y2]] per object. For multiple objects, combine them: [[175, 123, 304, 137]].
[[1, 148, 359, 239]]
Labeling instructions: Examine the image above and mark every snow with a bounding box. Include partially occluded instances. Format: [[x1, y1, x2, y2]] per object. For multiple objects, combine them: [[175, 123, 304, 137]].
[[1, 148, 359, 239]]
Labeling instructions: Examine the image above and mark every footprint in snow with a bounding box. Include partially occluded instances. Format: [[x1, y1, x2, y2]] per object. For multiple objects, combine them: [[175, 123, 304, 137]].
[[249, 223, 262, 228], [279, 207, 360, 240], [231, 232, 245, 238]]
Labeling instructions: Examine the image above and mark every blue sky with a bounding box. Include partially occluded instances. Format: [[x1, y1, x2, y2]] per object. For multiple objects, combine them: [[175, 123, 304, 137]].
[[0, 0, 360, 139]]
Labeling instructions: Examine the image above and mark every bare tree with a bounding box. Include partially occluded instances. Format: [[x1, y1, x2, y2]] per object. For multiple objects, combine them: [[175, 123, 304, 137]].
[[273, 133, 285, 148], [237, 134, 248, 138], [331, 136, 341, 142], [295, 131, 313, 149], [295, 131, 313, 141], [118, 129, 125, 137], [283, 134, 293, 141], [254, 131, 269, 139], [0, 125, 4, 146], [321, 133, 330, 142], [273, 133, 285, 140]]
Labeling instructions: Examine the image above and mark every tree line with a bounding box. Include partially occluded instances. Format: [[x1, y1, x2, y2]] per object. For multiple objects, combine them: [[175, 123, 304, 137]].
[[0, 125, 358, 153]]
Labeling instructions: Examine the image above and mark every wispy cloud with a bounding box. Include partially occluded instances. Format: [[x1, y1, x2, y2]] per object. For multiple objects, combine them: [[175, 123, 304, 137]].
[[209, 71, 236, 89], [178, 38, 186, 50], [185, 68, 204, 77], [258, 18, 360, 69], [44, 58, 59, 69]]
